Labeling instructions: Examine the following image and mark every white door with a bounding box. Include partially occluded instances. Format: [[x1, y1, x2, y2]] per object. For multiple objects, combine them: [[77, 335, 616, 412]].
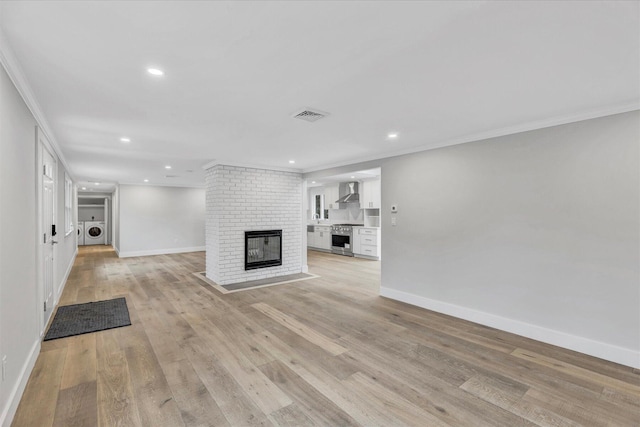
[[40, 135, 57, 327]]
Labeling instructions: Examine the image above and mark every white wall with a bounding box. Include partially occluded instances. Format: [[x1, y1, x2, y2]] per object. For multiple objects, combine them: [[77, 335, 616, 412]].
[[382, 111, 639, 367], [78, 206, 104, 221], [0, 63, 76, 426], [118, 184, 205, 257], [205, 165, 303, 285], [305, 111, 639, 368], [0, 61, 38, 427]]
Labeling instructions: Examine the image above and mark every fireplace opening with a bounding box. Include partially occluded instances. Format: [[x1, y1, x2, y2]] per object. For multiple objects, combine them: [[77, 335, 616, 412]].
[[245, 230, 282, 270]]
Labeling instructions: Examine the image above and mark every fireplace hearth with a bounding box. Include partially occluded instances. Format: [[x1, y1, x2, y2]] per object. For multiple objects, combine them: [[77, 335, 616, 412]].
[[245, 230, 282, 270]]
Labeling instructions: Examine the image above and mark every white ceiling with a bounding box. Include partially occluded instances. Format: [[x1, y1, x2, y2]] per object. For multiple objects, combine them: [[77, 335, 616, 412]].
[[1, 1, 638, 189]]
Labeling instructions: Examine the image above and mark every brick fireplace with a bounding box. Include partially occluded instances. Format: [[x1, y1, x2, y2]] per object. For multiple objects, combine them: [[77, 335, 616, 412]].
[[204, 164, 302, 285]]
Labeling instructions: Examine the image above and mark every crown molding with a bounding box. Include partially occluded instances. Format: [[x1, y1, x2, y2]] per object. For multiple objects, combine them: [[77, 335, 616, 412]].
[[202, 159, 302, 174], [117, 181, 205, 189], [302, 102, 640, 174], [0, 25, 74, 181]]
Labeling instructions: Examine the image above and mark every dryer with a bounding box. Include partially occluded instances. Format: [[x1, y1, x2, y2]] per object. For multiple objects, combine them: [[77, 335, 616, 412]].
[[77, 221, 85, 246], [84, 221, 105, 245]]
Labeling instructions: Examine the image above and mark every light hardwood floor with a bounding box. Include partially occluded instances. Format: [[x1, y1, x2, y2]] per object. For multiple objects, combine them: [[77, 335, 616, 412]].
[[12, 246, 640, 426]]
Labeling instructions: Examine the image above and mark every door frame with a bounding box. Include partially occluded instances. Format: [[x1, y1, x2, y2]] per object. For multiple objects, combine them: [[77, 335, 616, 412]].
[[35, 126, 57, 334], [77, 194, 112, 245]]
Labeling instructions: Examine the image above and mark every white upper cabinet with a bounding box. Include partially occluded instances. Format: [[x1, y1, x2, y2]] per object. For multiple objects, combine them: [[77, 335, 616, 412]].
[[324, 184, 340, 209], [361, 179, 381, 209]]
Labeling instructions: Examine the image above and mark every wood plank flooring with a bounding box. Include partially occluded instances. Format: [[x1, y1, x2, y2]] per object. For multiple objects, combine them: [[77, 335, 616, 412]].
[[11, 246, 640, 426]]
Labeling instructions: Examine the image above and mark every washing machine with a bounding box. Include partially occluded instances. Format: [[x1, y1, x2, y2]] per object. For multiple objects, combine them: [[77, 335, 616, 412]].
[[77, 221, 85, 246], [84, 221, 105, 245]]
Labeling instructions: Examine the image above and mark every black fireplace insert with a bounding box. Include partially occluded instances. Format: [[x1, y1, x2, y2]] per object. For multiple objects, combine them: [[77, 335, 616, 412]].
[[245, 230, 282, 270]]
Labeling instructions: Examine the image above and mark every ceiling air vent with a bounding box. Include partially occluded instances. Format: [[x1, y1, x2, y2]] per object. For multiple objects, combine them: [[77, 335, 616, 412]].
[[292, 108, 329, 123], [165, 175, 180, 178]]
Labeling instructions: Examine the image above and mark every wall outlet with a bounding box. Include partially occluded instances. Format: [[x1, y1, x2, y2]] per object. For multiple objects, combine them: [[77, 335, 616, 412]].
[[391, 217, 397, 226], [2, 355, 6, 381]]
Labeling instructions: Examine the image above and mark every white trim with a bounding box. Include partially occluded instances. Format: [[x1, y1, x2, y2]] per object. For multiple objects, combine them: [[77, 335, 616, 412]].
[[380, 286, 640, 369], [64, 172, 74, 236], [302, 103, 640, 173], [0, 339, 41, 427], [55, 248, 77, 305], [116, 181, 205, 189], [202, 159, 301, 173], [117, 246, 205, 258], [0, 26, 73, 181], [113, 245, 120, 257], [300, 179, 309, 277], [36, 129, 58, 334]]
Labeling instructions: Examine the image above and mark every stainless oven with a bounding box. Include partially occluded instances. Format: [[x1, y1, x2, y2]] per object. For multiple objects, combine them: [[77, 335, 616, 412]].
[[331, 224, 354, 256]]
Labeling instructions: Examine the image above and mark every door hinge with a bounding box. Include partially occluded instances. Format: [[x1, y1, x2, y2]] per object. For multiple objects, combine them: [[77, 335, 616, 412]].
[[44, 301, 47, 312], [44, 233, 47, 243]]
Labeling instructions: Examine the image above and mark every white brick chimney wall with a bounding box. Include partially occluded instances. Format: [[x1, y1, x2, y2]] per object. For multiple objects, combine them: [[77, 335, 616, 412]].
[[205, 164, 303, 285]]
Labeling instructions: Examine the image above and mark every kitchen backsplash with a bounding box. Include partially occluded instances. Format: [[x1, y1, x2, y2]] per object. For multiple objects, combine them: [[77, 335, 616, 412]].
[[328, 206, 363, 223], [306, 207, 364, 224]]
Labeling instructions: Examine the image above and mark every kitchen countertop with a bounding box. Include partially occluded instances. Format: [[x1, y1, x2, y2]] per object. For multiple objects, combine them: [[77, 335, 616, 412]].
[[306, 224, 381, 229], [307, 223, 366, 227]]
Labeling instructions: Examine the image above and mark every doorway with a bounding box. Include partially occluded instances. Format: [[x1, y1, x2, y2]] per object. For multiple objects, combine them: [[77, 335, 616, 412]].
[[77, 195, 112, 246]]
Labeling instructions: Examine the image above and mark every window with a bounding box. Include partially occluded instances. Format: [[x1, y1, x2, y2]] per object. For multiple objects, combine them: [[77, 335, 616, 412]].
[[64, 173, 74, 235], [314, 194, 323, 219]]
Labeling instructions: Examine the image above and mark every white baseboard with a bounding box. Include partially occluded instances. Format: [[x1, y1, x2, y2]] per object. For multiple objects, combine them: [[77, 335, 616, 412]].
[[0, 339, 41, 427], [380, 287, 640, 369], [113, 245, 120, 256], [55, 248, 77, 305], [117, 246, 205, 258]]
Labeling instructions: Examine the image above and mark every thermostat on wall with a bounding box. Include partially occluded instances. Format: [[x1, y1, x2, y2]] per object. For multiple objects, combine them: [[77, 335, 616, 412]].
[[391, 204, 398, 213]]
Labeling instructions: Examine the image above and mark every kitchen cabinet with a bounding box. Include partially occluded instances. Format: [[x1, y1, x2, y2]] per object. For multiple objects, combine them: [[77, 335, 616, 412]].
[[307, 231, 316, 248], [324, 185, 340, 209], [361, 179, 381, 209], [352, 227, 380, 259], [317, 226, 331, 250], [307, 225, 331, 251]]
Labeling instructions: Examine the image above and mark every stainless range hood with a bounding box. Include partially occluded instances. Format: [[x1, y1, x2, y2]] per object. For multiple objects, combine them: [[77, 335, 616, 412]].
[[335, 182, 360, 204]]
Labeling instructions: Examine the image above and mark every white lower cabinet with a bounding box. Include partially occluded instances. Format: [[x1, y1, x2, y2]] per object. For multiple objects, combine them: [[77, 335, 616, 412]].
[[308, 226, 331, 251], [317, 226, 331, 250], [352, 227, 380, 259]]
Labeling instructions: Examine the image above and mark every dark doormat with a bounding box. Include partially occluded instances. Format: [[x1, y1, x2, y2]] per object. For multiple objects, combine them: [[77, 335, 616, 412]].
[[44, 297, 131, 341]]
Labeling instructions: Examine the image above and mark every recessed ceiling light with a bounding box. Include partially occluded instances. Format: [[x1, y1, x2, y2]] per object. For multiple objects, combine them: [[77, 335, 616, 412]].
[[120, 137, 131, 143], [81, 187, 86, 190], [350, 176, 355, 179], [143, 179, 149, 183], [388, 133, 398, 139], [165, 165, 172, 169], [289, 160, 295, 164], [311, 181, 316, 184], [94, 182, 100, 185], [147, 68, 164, 76]]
